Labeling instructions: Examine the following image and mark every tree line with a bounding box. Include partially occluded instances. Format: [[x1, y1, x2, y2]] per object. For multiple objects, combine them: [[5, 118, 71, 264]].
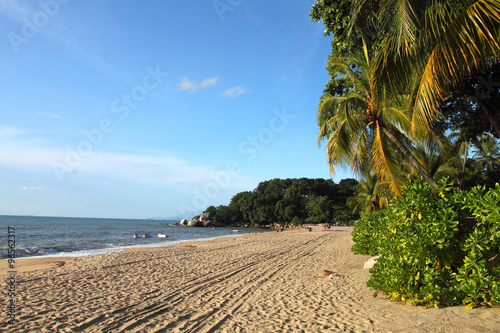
[[197, 178, 358, 227]]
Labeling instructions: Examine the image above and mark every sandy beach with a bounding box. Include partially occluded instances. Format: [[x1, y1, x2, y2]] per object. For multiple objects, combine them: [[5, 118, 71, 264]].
[[1, 227, 499, 332]]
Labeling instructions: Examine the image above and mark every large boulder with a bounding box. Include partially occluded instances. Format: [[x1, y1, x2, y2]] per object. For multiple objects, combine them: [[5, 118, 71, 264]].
[[199, 212, 211, 221], [179, 218, 188, 226], [188, 219, 204, 227], [202, 220, 214, 227], [184, 213, 214, 227]]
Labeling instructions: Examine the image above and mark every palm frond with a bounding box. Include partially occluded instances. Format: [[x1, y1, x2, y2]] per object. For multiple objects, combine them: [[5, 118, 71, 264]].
[[411, 0, 500, 135], [371, 121, 404, 196], [379, 0, 421, 57]]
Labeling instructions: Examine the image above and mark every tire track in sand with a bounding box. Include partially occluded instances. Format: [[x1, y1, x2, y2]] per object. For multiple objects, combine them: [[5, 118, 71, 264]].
[[88, 232, 333, 332]]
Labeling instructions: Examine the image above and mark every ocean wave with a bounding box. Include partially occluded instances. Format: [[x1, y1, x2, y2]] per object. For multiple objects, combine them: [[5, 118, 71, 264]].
[[0, 215, 270, 260]]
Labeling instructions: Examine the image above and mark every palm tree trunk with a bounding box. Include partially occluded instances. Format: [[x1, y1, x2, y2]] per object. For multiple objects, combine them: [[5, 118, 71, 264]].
[[380, 126, 439, 188]]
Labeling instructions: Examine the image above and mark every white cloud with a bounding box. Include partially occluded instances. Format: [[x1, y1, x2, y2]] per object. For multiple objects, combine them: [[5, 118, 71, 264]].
[[77, 151, 215, 184], [36, 111, 67, 122], [21, 186, 46, 191], [0, 125, 252, 218], [0, 125, 27, 137], [177, 76, 219, 92], [222, 85, 248, 98], [0, 129, 241, 187]]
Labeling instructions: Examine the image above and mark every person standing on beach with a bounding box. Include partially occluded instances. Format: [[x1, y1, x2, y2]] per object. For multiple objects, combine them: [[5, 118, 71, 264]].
[[276, 225, 280, 232]]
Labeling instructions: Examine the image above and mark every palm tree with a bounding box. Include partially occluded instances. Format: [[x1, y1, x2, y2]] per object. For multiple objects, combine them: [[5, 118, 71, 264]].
[[405, 139, 461, 182], [317, 42, 438, 196], [347, 172, 391, 216], [373, 0, 500, 137], [473, 134, 500, 173]]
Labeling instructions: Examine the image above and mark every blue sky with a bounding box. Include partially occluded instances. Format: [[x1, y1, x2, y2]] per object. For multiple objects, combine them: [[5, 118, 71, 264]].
[[0, 0, 353, 219]]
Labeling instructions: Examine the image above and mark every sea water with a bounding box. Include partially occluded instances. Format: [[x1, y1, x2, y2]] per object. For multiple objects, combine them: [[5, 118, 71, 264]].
[[0, 215, 269, 259]]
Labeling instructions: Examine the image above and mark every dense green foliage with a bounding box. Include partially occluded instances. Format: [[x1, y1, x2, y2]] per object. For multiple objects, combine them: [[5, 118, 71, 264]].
[[310, 0, 382, 96], [312, 0, 500, 309], [352, 179, 500, 308], [439, 61, 500, 141], [202, 178, 358, 227], [313, 0, 500, 195]]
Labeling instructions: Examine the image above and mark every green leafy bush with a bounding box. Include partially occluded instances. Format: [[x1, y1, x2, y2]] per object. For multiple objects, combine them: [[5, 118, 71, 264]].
[[351, 210, 388, 256], [456, 185, 500, 308], [352, 179, 500, 308]]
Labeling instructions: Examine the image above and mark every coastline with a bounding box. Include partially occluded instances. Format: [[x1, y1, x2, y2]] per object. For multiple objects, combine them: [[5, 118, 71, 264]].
[[0, 215, 264, 261], [0, 232, 258, 277], [1, 227, 499, 332]]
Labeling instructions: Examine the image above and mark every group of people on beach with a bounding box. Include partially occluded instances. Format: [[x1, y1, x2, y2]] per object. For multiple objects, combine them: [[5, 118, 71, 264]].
[[276, 225, 284, 232]]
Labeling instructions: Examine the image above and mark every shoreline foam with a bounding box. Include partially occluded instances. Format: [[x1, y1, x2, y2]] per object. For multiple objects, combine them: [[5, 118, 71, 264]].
[[1, 229, 267, 261]]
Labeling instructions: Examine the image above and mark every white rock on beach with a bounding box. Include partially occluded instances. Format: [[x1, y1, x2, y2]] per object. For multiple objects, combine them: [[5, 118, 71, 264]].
[[363, 255, 380, 269]]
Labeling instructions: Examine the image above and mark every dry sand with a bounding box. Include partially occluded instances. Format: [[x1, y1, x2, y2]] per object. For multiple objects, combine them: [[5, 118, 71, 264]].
[[1, 227, 499, 332]]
